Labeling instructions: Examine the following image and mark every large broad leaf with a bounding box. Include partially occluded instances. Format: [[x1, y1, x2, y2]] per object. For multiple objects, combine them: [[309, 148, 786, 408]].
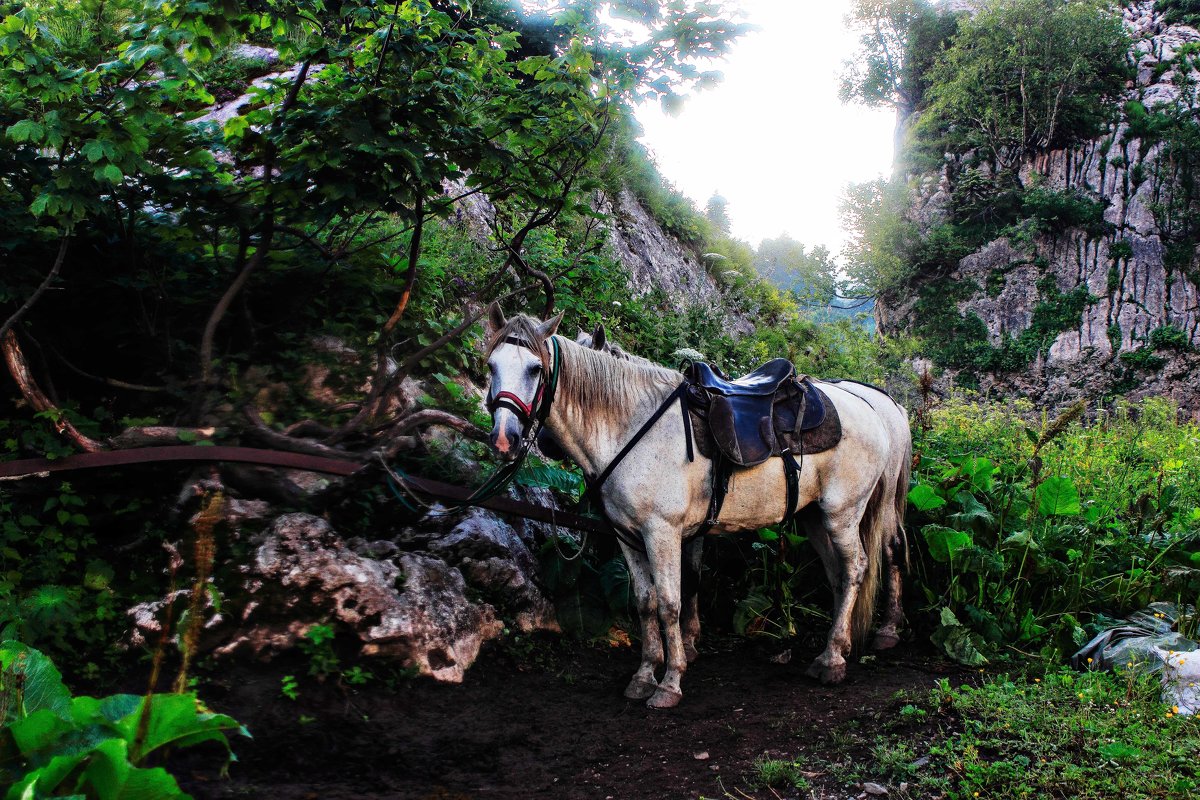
[[7, 708, 74, 757], [112, 694, 246, 764], [733, 591, 772, 636], [930, 608, 989, 666], [952, 545, 1005, 577], [922, 525, 973, 563], [1036, 475, 1081, 516], [0, 641, 71, 722], [949, 492, 995, 531], [81, 738, 187, 800], [4, 751, 89, 800], [598, 557, 633, 614], [958, 456, 995, 493], [907, 484, 946, 512]]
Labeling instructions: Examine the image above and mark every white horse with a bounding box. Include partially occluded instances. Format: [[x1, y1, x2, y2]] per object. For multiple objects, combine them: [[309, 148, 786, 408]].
[[485, 306, 910, 708]]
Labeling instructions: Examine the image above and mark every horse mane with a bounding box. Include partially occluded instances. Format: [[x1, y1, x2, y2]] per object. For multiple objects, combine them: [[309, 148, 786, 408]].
[[489, 314, 679, 434]]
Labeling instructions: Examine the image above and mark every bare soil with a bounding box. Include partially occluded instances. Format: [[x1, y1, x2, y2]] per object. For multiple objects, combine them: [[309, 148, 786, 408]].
[[180, 634, 961, 800]]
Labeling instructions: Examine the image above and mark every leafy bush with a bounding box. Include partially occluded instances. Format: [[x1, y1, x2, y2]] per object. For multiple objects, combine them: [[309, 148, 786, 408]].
[[0, 641, 247, 797], [1149, 324, 1192, 351], [921, 0, 1130, 169], [1022, 187, 1110, 236], [910, 397, 1200, 662], [1157, 0, 1200, 28]]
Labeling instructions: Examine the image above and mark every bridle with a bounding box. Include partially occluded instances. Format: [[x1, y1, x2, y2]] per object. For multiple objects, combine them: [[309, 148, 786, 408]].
[[486, 334, 561, 442]]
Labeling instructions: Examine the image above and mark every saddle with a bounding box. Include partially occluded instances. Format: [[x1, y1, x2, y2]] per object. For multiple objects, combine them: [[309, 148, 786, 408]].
[[685, 358, 842, 467]]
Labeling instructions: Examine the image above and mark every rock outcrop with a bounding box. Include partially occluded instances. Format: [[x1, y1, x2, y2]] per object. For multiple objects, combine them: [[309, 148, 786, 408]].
[[885, 1, 1200, 413]]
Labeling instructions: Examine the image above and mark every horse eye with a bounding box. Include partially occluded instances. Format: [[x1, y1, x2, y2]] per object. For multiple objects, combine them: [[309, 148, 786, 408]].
[[528, 364, 542, 375]]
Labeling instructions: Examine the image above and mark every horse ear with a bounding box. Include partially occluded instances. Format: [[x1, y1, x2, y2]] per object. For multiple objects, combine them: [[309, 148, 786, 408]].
[[592, 324, 606, 350], [487, 302, 507, 335], [539, 310, 564, 339]]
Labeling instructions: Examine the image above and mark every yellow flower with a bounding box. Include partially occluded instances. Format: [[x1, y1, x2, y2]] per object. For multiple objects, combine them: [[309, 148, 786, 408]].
[[1174, 706, 1180, 714], [1087, 657, 1093, 663]]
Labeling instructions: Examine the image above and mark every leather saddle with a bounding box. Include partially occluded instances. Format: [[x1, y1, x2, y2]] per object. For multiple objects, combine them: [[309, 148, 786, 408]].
[[685, 358, 841, 467]]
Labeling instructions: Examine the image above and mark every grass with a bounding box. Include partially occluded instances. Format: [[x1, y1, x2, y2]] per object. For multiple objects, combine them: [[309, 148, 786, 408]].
[[762, 667, 1200, 799], [750, 755, 811, 791]]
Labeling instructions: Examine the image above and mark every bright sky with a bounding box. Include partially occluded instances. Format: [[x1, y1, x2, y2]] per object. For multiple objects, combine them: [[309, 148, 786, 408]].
[[634, 0, 897, 256]]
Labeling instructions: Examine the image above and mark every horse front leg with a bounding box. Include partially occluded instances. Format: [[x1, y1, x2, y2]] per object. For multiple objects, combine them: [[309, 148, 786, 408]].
[[807, 505, 868, 685], [618, 540, 663, 700], [643, 525, 686, 708], [681, 536, 703, 663]]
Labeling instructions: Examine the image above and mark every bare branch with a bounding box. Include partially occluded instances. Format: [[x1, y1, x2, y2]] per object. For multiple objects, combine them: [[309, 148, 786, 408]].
[[0, 236, 69, 342], [2, 330, 104, 453], [242, 405, 363, 462]]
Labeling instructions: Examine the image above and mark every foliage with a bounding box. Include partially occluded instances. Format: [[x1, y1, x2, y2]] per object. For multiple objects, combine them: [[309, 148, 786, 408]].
[[840, 177, 921, 297], [920, 0, 1130, 170], [909, 396, 1200, 663], [1157, 0, 1200, 28], [754, 235, 837, 305], [0, 641, 247, 798], [781, 668, 1200, 799], [839, 0, 961, 113]]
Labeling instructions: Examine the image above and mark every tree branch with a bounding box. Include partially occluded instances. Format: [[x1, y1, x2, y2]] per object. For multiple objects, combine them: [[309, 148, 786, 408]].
[[2, 330, 104, 453], [0, 236, 69, 342]]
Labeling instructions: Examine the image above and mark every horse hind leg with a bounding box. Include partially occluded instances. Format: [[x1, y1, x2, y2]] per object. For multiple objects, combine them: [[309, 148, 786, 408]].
[[681, 537, 703, 663], [872, 530, 904, 651], [873, 437, 911, 651], [618, 541, 663, 700], [807, 503, 870, 685]]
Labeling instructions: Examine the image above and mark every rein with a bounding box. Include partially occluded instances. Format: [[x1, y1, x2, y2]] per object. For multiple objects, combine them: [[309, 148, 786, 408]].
[[385, 335, 561, 513]]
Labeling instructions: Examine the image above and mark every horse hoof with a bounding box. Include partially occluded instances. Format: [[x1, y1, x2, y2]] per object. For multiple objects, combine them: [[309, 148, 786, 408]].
[[646, 688, 683, 709], [806, 661, 846, 685], [624, 677, 658, 700], [872, 631, 900, 651], [684, 642, 700, 663]]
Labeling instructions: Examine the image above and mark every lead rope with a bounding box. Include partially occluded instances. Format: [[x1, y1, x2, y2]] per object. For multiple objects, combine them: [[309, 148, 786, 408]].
[[381, 337, 563, 515]]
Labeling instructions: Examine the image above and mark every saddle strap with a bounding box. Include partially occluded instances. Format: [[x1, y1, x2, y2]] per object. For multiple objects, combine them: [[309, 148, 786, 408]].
[[580, 382, 695, 512], [781, 448, 803, 527]]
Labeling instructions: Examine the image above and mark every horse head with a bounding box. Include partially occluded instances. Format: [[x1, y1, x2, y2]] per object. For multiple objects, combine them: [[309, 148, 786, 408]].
[[483, 302, 563, 460]]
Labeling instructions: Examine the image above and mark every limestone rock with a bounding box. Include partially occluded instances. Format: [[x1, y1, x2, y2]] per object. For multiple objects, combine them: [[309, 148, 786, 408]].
[[886, 1, 1200, 414], [219, 513, 503, 683], [430, 507, 559, 633]]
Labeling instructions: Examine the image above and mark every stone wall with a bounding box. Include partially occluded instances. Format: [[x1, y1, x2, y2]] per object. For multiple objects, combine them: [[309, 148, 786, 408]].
[[887, 2, 1200, 413]]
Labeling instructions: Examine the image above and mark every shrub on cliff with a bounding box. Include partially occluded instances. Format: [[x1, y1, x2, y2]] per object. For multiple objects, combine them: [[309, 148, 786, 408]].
[[920, 0, 1131, 170]]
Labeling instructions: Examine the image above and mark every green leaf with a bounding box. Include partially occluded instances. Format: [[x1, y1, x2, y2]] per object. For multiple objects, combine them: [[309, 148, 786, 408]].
[[922, 524, 973, 563], [949, 491, 994, 530], [98, 164, 123, 184], [223, 115, 249, 139], [113, 694, 244, 763], [0, 640, 71, 721], [908, 483, 946, 512], [6, 118, 44, 143], [1036, 475, 1081, 516], [8, 708, 74, 756], [81, 141, 105, 163], [82, 737, 188, 800], [930, 608, 988, 665]]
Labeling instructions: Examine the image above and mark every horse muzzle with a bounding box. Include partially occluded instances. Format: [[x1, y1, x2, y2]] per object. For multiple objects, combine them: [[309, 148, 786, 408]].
[[489, 413, 524, 461]]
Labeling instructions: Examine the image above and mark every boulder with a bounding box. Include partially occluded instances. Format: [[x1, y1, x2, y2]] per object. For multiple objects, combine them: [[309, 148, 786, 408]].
[[218, 513, 503, 683]]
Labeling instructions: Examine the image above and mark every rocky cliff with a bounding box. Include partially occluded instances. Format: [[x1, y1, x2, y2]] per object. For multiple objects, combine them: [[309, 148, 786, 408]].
[[887, 1, 1200, 413]]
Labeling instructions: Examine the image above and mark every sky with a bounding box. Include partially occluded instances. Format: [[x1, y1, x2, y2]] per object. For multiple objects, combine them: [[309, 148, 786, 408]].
[[633, 0, 897, 257]]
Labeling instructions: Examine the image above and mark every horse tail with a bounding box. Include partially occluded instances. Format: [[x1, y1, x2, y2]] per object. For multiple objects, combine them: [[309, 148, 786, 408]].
[[895, 434, 912, 570], [852, 474, 888, 645]]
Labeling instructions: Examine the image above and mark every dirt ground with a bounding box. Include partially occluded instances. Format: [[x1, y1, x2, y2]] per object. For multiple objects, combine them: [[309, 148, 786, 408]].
[[180, 634, 962, 800]]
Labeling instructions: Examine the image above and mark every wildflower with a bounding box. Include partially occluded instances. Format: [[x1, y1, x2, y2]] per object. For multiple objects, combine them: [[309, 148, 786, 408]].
[[1034, 678, 1041, 683], [1174, 706, 1180, 714], [1087, 657, 1093, 663], [1078, 692, 1084, 699]]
